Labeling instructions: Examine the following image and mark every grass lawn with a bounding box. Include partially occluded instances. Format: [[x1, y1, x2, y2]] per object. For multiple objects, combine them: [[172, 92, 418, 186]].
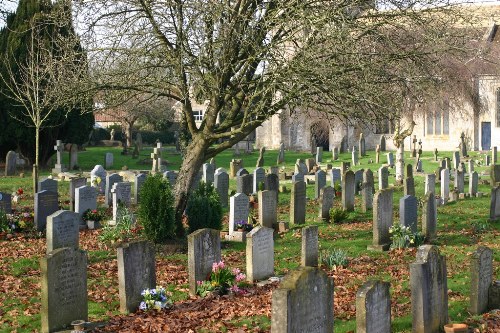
[[0, 146, 498, 332]]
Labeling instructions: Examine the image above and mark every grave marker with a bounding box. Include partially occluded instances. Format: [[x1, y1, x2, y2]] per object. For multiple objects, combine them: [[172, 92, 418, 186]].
[[0, 192, 12, 213], [111, 182, 132, 222], [301, 226, 318, 267], [315, 170, 326, 199], [236, 173, 253, 195], [188, 229, 221, 295], [258, 190, 277, 228], [330, 168, 341, 187], [253, 167, 266, 193], [455, 170, 464, 194], [342, 170, 355, 211], [425, 174, 436, 195], [316, 147, 323, 163], [69, 144, 78, 170], [356, 281, 391, 333], [105, 173, 123, 206], [5, 150, 16, 176], [69, 178, 86, 211], [52, 140, 67, 175], [246, 226, 274, 282], [90, 165, 106, 194], [470, 246, 493, 315], [368, 189, 393, 251], [229, 193, 249, 233], [105, 152, 114, 169], [214, 170, 229, 207], [202, 163, 215, 184], [422, 191, 437, 242], [378, 166, 389, 190], [134, 174, 147, 204], [404, 177, 415, 197], [39, 178, 58, 194], [35, 190, 59, 231], [290, 181, 306, 225], [75, 185, 97, 222], [400, 195, 418, 233], [319, 186, 335, 221], [441, 169, 449, 204], [46, 210, 79, 253], [469, 171, 478, 196]]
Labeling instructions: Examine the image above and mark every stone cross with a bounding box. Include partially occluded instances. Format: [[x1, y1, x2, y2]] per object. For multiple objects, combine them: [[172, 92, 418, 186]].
[[53, 140, 64, 165], [150, 148, 161, 174]]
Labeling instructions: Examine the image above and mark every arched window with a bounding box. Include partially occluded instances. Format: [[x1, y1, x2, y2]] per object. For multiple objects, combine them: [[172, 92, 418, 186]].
[[425, 99, 449, 136]]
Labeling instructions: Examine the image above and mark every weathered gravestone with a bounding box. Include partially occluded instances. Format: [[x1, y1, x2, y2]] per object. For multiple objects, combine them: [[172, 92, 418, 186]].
[[259, 190, 277, 228], [361, 169, 374, 213], [342, 170, 355, 212], [253, 167, 266, 193], [425, 174, 436, 196], [188, 228, 221, 295], [90, 165, 107, 194], [295, 159, 308, 175], [359, 133, 366, 156], [356, 280, 391, 333], [455, 170, 465, 194], [422, 191, 437, 242], [39, 178, 58, 194], [163, 170, 178, 186], [46, 210, 79, 253], [368, 189, 393, 251], [301, 226, 318, 267], [410, 245, 448, 333], [229, 159, 243, 178], [5, 150, 16, 176], [35, 190, 59, 231], [229, 193, 249, 233], [75, 185, 97, 224], [104, 152, 114, 169], [111, 182, 132, 223], [246, 226, 274, 282], [277, 142, 285, 164], [441, 169, 449, 204], [0, 192, 12, 213], [134, 173, 147, 204], [470, 246, 493, 315], [319, 186, 335, 221], [489, 186, 500, 220], [41, 247, 87, 333], [380, 135, 386, 151], [378, 166, 389, 190], [290, 181, 306, 225], [316, 147, 323, 164], [330, 168, 341, 187], [352, 147, 359, 166], [202, 163, 215, 184], [69, 178, 87, 211], [237, 174, 253, 196], [468, 160, 475, 173], [469, 171, 478, 196], [315, 170, 326, 199], [406, 163, 413, 179], [305, 158, 316, 173], [271, 267, 334, 333], [354, 169, 364, 195], [214, 170, 229, 208], [404, 177, 415, 197], [105, 173, 123, 206], [117, 240, 156, 313], [400, 195, 418, 233], [340, 162, 350, 179], [69, 144, 78, 170], [265, 173, 279, 201]]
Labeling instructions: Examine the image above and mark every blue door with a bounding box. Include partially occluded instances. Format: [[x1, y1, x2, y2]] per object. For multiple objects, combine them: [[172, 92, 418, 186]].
[[482, 122, 491, 151]]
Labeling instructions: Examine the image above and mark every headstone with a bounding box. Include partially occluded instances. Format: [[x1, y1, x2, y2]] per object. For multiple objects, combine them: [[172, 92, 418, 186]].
[[380, 135, 386, 151], [69, 178, 86, 211], [35, 190, 59, 231], [246, 226, 274, 282], [330, 168, 341, 187], [386, 152, 394, 167], [277, 142, 285, 164], [256, 146, 265, 167], [400, 195, 418, 233], [424, 174, 436, 195], [269, 166, 279, 176], [490, 165, 500, 186], [52, 140, 67, 175], [265, 173, 279, 200], [455, 170, 465, 193], [291, 181, 306, 225], [209, 158, 216, 171], [441, 169, 449, 204], [332, 147, 339, 160], [354, 169, 364, 195], [253, 167, 266, 193], [445, 157, 451, 170], [405, 164, 413, 179], [410, 245, 448, 333], [202, 163, 215, 184], [362, 169, 374, 213], [340, 161, 350, 177], [237, 174, 253, 196], [489, 186, 500, 220], [378, 166, 389, 190], [229, 159, 243, 178], [375, 145, 381, 164], [229, 193, 249, 233], [342, 170, 355, 211], [352, 147, 359, 166], [468, 160, 475, 173], [214, 170, 229, 208], [470, 246, 493, 315], [41, 247, 87, 333], [492, 146, 498, 164], [440, 159, 447, 169], [90, 165, 107, 194], [356, 281, 391, 333], [319, 186, 335, 221], [117, 240, 156, 313], [39, 178, 58, 194], [316, 147, 323, 163], [271, 267, 334, 333], [368, 189, 393, 251], [105, 173, 123, 206], [67, 144, 78, 170], [0, 192, 12, 213], [469, 171, 478, 196], [75, 185, 97, 223], [104, 152, 114, 169], [315, 170, 326, 199], [295, 159, 308, 175], [301, 226, 318, 267], [163, 170, 178, 186], [46, 210, 79, 253], [305, 158, 316, 173], [404, 177, 415, 197], [187, 228, 221, 295], [236, 168, 249, 177], [486, 154, 492, 166], [292, 172, 304, 183], [452, 151, 460, 170], [258, 190, 277, 228], [111, 182, 132, 222], [359, 133, 366, 156], [134, 174, 147, 204], [5, 150, 16, 176], [422, 191, 437, 242]]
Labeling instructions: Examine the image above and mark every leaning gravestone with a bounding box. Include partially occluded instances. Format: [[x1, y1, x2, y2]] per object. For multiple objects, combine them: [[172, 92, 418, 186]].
[[290, 181, 306, 225], [75, 185, 97, 222], [469, 171, 478, 196], [356, 280, 391, 333], [271, 267, 334, 333], [489, 186, 500, 220], [258, 190, 277, 228], [5, 150, 17, 176], [202, 163, 215, 184], [39, 178, 58, 194], [105, 173, 123, 206], [315, 170, 326, 199], [46, 210, 79, 253], [410, 245, 448, 333], [422, 191, 437, 242], [35, 190, 59, 231], [470, 246, 493, 315], [69, 177, 87, 211], [105, 152, 114, 169], [342, 170, 355, 212], [188, 228, 221, 295], [0, 192, 12, 213], [41, 247, 87, 333], [253, 167, 266, 193], [246, 226, 274, 282], [400, 195, 418, 233], [368, 189, 393, 251], [229, 193, 249, 233], [134, 173, 147, 204], [214, 170, 229, 208], [319, 186, 335, 221], [117, 240, 156, 313], [301, 226, 318, 267], [378, 166, 389, 190]]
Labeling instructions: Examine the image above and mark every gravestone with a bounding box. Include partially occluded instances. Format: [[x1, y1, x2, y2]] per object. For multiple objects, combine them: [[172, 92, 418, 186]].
[[256, 147, 265, 167], [316, 147, 323, 163], [150, 144, 162, 174], [305, 158, 316, 173], [69, 178, 86, 211], [41, 247, 87, 333], [277, 142, 285, 164], [404, 177, 415, 197], [340, 162, 350, 178], [445, 157, 451, 170], [356, 281, 391, 333], [111, 182, 132, 222], [265, 173, 280, 200], [104, 152, 114, 169], [253, 167, 266, 193], [75, 185, 97, 223], [362, 170, 374, 213], [258, 190, 277, 228], [422, 191, 437, 242], [332, 147, 339, 160], [236, 168, 249, 177], [292, 172, 304, 183], [368, 189, 393, 251], [295, 159, 308, 175], [246, 226, 274, 282], [319, 186, 335, 221], [315, 170, 326, 199], [291, 181, 306, 225], [354, 169, 364, 195], [386, 152, 394, 167], [163, 170, 178, 186], [425, 174, 436, 195], [375, 145, 381, 164], [330, 168, 341, 187], [188, 228, 221, 295], [468, 160, 475, 173], [39, 178, 58, 194], [0, 192, 12, 213], [5, 150, 16, 176], [459, 162, 466, 173], [469, 171, 478, 196], [105, 173, 123, 206], [229, 193, 249, 233], [441, 169, 449, 204], [90, 165, 106, 194], [378, 166, 389, 190], [46, 210, 79, 253], [117, 240, 156, 313], [380, 135, 386, 151], [209, 158, 216, 171], [202, 163, 215, 184], [52, 140, 67, 175], [470, 246, 493, 315], [400, 195, 418, 233], [455, 170, 465, 194], [485, 155, 491, 166], [416, 159, 423, 172], [359, 133, 366, 156], [453, 151, 460, 169], [301, 226, 318, 267], [69, 144, 78, 170], [490, 165, 500, 186], [214, 170, 229, 208], [352, 147, 359, 166], [271, 267, 334, 333], [342, 170, 355, 212], [35, 190, 59, 231], [410, 245, 448, 333], [405, 163, 413, 179], [229, 159, 243, 178], [490, 187, 500, 220], [134, 173, 147, 204], [492, 146, 498, 164], [236, 174, 253, 196]]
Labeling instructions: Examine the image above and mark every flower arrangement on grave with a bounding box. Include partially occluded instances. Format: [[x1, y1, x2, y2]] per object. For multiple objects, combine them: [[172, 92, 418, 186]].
[[389, 224, 425, 249], [99, 206, 142, 246], [196, 261, 248, 297], [92, 176, 102, 189], [235, 220, 253, 232], [138, 286, 172, 311], [82, 209, 104, 222]]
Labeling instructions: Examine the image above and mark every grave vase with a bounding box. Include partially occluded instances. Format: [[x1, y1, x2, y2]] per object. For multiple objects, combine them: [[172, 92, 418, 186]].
[[444, 324, 468, 333]]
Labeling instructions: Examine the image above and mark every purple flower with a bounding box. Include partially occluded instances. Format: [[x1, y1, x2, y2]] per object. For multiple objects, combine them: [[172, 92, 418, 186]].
[[139, 302, 147, 310]]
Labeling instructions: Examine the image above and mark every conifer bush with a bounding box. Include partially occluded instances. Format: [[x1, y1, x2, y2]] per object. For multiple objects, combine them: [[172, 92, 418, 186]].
[[186, 181, 223, 233]]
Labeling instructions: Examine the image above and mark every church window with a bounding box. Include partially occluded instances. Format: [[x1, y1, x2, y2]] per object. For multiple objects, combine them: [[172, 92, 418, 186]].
[[426, 99, 449, 136], [193, 110, 203, 122]]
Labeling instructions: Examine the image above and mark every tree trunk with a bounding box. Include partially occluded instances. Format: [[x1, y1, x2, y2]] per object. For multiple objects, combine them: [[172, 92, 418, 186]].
[[173, 137, 210, 237], [33, 125, 40, 195], [124, 121, 134, 147]]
